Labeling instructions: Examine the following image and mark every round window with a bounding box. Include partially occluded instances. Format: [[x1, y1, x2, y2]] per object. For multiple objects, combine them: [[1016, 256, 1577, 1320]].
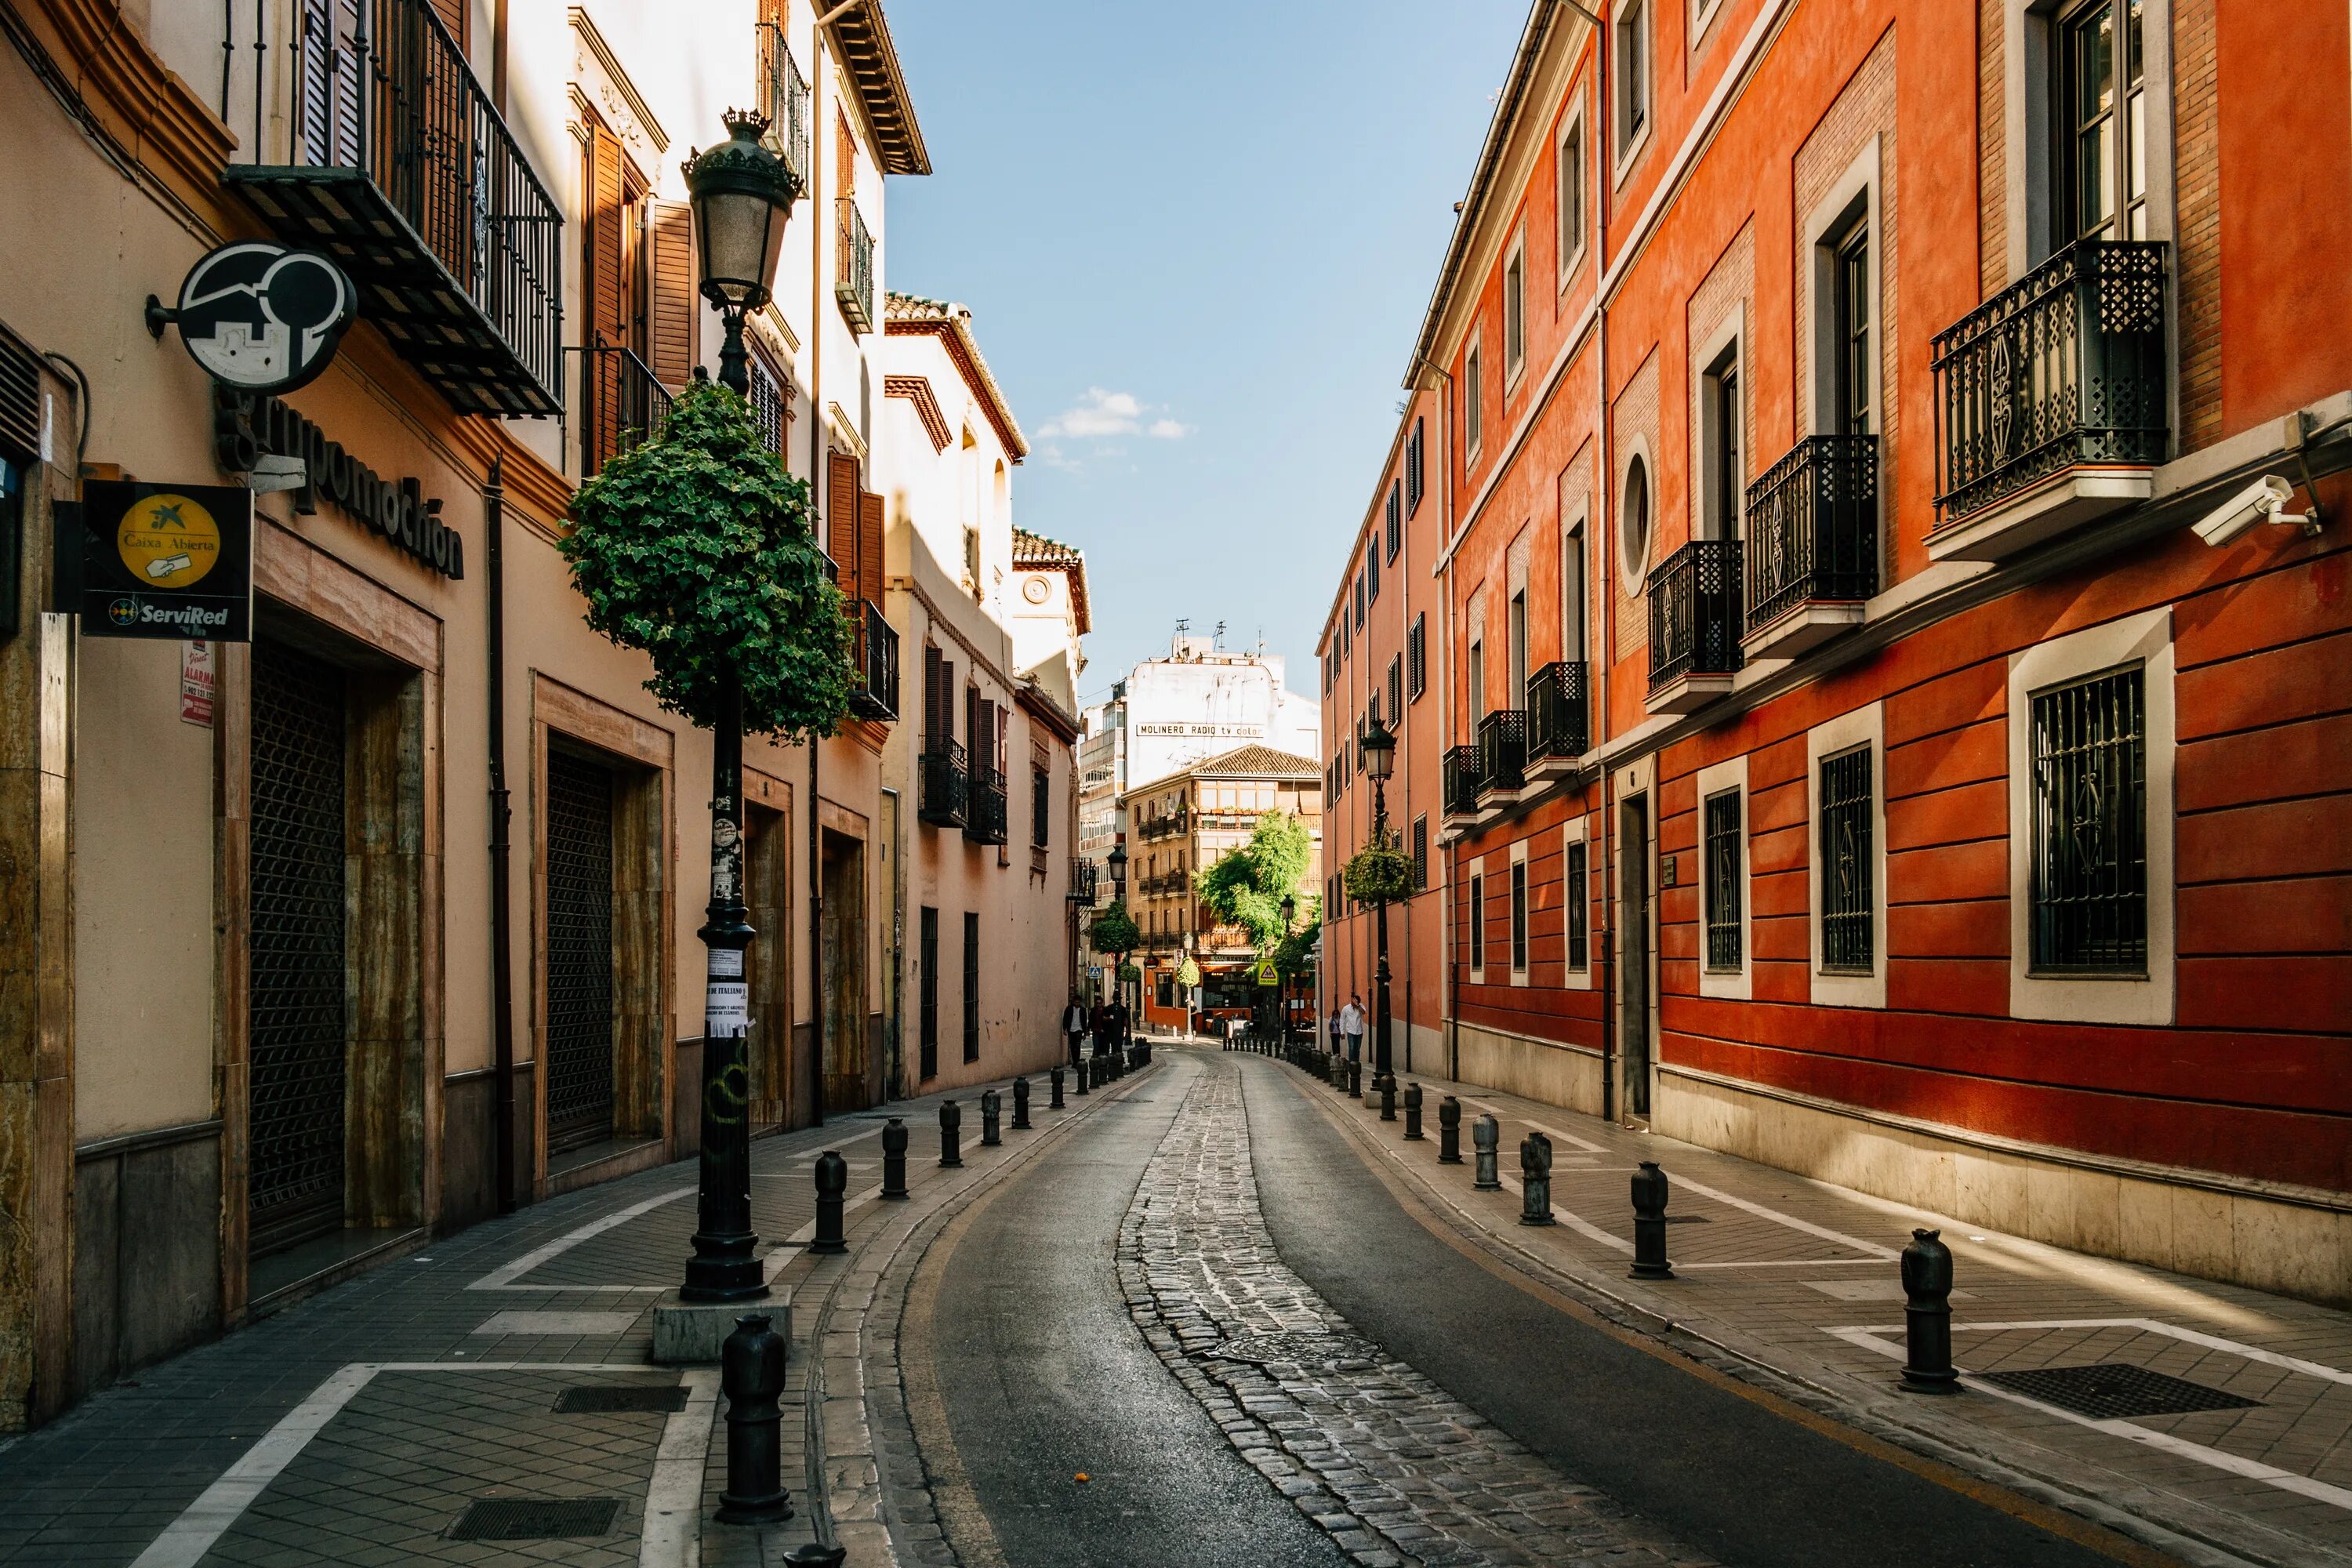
[[1618, 452, 1651, 592]]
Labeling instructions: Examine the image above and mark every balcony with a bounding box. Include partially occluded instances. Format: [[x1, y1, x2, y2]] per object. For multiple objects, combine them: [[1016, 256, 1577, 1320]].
[[1441, 745, 1484, 828], [919, 739, 967, 828], [756, 25, 813, 194], [848, 599, 898, 721], [1068, 860, 1100, 903], [1137, 809, 1189, 843], [1475, 710, 1526, 806], [573, 343, 671, 478], [1523, 662, 1589, 781], [964, 763, 1008, 845], [1930, 239, 2168, 562], [1646, 539, 1744, 715], [225, 0, 562, 416], [1743, 434, 1878, 659], [837, 198, 875, 334]]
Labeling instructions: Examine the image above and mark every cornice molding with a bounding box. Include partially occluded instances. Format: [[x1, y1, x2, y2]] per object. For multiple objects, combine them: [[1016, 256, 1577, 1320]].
[[884, 374, 949, 452], [883, 316, 1025, 461], [568, 8, 670, 161], [16, 0, 238, 212]]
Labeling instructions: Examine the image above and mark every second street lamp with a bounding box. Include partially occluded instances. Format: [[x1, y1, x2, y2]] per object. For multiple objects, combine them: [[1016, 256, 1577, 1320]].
[[677, 112, 800, 1304], [1361, 717, 1398, 1120]]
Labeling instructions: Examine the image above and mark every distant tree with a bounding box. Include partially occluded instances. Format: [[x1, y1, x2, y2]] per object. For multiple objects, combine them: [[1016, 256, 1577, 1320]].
[[1194, 810, 1316, 951], [1175, 955, 1202, 989], [1271, 897, 1322, 983], [1089, 901, 1141, 970]]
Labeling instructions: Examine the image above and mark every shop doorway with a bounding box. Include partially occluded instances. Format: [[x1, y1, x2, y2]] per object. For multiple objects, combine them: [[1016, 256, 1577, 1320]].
[[543, 750, 617, 1153], [819, 829, 869, 1112], [1618, 794, 1653, 1124]]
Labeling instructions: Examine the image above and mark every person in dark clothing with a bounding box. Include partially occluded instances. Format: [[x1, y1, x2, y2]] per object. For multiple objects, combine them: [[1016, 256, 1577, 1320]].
[[1062, 995, 1090, 1065]]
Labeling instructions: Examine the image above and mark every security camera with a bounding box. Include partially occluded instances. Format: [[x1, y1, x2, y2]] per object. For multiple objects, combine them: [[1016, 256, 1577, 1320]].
[[2193, 474, 2320, 548]]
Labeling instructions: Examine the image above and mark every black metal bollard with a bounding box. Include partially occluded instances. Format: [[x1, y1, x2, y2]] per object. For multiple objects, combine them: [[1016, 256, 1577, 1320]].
[[1472, 1113, 1501, 1190], [1438, 1096, 1463, 1163], [1629, 1160, 1675, 1279], [1076, 1057, 1091, 1095], [981, 1088, 1002, 1146], [1377, 1072, 1397, 1123], [810, 1150, 848, 1254], [939, 1100, 963, 1167], [1049, 1065, 1065, 1109], [1519, 1132, 1555, 1225], [780, 1545, 845, 1566], [880, 1118, 909, 1200], [716, 1312, 792, 1523], [1403, 1082, 1425, 1140], [1900, 1229, 1958, 1394], [1347, 1058, 1363, 1097], [1012, 1076, 1033, 1130]]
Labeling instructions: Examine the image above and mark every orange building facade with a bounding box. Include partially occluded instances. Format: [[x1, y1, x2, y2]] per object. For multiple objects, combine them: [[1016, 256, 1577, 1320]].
[[1321, 0, 2351, 1301]]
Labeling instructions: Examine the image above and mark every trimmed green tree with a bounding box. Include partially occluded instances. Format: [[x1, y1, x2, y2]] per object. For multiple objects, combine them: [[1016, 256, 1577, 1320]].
[[1341, 830, 1412, 906], [1193, 810, 1316, 950]]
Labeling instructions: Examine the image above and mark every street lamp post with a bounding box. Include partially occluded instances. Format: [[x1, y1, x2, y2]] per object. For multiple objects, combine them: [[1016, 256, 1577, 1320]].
[[678, 111, 799, 1304], [1107, 840, 1129, 1021], [1277, 892, 1297, 1038], [1361, 717, 1398, 1120]]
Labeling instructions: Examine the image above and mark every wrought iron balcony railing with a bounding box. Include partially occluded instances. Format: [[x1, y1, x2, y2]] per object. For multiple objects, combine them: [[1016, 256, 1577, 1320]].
[[1068, 858, 1100, 903], [919, 739, 967, 827], [227, 0, 563, 416], [572, 342, 671, 478], [837, 198, 875, 334], [847, 599, 898, 720], [1443, 745, 1485, 818], [1744, 434, 1879, 633], [1476, 710, 1526, 796], [965, 763, 1008, 845], [1933, 239, 2168, 523], [1524, 662, 1589, 763], [1648, 539, 1744, 691], [756, 24, 813, 194]]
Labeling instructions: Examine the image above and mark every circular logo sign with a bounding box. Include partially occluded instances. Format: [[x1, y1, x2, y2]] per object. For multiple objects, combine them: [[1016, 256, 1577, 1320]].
[[173, 242, 358, 394], [116, 492, 223, 589], [107, 598, 140, 627]]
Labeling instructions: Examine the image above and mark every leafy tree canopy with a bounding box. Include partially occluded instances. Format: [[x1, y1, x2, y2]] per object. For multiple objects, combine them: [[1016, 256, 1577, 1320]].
[[1175, 956, 1202, 989], [1089, 900, 1141, 959], [561, 380, 851, 739], [1271, 896, 1322, 982], [1195, 809, 1316, 952]]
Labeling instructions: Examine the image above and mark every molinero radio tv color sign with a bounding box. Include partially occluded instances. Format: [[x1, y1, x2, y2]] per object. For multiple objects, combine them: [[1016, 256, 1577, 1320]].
[[77, 481, 254, 641]]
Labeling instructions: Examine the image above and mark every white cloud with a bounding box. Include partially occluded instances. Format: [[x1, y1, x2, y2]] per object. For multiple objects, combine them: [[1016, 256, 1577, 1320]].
[[1038, 386, 1189, 441]]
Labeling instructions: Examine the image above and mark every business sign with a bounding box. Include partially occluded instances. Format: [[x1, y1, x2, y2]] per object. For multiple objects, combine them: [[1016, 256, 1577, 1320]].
[[165, 242, 356, 394], [212, 385, 464, 579], [75, 481, 252, 641], [1134, 722, 1266, 739]]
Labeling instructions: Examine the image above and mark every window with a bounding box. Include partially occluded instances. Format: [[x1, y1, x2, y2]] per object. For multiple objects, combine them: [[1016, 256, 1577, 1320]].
[[1464, 339, 1484, 456], [1367, 538, 1380, 603], [1819, 747, 1875, 971], [1411, 816, 1428, 891], [1387, 654, 1403, 726], [1558, 111, 1587, 282], [1509, 861, 1529, 973], [1354, 571, 1366, 628], [748, 352, 789, 456], [1703, 789, 1744, 971], [1032, 765, 1051, 848], [1563, 517, 1588, 663], [1468, 872, 1486, 973], [1405, 418, 1425, 512], [1508, 590, 1528, 702], [1832, 214, 1871, 436], [919, 906, 938, 1080], [1408, 614, 1428, 699], [2056, 0, 2150, 244], [1618, 449, 1652, 590], [2029, 666, 2147, 972], [1615, 0, 1650, 155], [1702, 347, 1742, 542], [1504, 241, 1526, 380], [1566, 840, 1589, 971], [1468, 638, 1485, 718], [1386, 481, 1403, 563], [962, 912, 980, 1062]]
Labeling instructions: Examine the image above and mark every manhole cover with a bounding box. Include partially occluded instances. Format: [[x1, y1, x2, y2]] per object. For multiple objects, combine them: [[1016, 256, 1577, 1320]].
[[1973, 1363, 2261, 1421], [448, 1497, 622, 1541], [1211, 1331, 1381, 1367], [553, 1385, 688, 1414]]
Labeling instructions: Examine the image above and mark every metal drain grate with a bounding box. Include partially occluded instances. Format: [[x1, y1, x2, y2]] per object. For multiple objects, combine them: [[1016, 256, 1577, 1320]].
[[554, 1385, 689, 1414], [448, 1497, 622, 1541], [1973, 1363, 2261, 1421]]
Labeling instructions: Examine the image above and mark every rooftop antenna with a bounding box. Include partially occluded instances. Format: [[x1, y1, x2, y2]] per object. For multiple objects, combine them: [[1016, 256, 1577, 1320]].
[[1214, 619, 1226, 650]]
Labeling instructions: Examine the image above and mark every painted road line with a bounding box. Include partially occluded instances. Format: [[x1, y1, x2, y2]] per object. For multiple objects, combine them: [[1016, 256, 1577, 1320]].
[[1656, 1173, 1900, 1260], [640, 1367, 722, 1568], [1826, 1324, 2352, 1513], [466, 1185, 695, 1291]]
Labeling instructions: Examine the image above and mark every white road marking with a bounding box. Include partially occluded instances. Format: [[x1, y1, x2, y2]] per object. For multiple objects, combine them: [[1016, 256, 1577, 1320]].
[[639, 1367, 721, 1568], [473, 1309, 641, 1336], [466, 1185, 695, 1291]]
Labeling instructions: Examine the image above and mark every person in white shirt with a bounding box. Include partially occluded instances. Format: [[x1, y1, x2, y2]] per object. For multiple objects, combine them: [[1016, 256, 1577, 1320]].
[[1340, 995, 1366, 1063], [1062, 995, 1089, 1066]]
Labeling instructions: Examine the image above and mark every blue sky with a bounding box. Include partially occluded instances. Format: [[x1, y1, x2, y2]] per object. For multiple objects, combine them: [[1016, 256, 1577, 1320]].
[[884, 0, 1528, 710]]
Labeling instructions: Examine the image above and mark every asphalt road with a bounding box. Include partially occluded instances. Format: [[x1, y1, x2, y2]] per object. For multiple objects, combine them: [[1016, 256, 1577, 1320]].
[[915, 1065, 1351, 1568], [1243, 1058, 2128, 1568]]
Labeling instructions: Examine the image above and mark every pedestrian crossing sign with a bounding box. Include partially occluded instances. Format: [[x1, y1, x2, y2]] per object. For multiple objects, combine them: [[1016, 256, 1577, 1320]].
[[1256, 957, 1278, 985]]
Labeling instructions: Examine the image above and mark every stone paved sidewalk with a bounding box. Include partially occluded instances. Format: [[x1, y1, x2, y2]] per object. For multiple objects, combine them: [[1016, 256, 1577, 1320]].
[[1121, 1055, 1716, 1568], [1274, 1051, 2352, 1568]]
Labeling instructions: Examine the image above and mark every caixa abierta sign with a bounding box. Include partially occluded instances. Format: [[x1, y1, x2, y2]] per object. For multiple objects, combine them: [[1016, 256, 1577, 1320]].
[[212, 384, 465, 579], [73, 481, 254, 641]]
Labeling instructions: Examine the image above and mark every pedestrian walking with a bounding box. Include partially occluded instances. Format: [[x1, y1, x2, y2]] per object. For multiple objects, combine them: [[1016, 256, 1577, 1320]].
[[1327, 1004, 1343, 1056], [1062, 993, 1089, 1066], [1091, 1000, 1113, 1058], [1341, 993, 1367, 1065]]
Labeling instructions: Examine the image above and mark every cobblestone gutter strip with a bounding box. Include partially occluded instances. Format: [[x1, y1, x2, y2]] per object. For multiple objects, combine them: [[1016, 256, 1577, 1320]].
[[1117, 1059, 1714, 1568]]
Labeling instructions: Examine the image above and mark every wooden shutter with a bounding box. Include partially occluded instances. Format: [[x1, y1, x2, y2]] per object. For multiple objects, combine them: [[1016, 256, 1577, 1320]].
[[648, 201, 695, 389], [924, 647, 944, 746], [583, 123, 626, 470], [826, 451, 862, 599], [299, 0, 362, 167], [858, 489, 884, 612], [966, 688, 980, 766], [426, 0, 466, 48]]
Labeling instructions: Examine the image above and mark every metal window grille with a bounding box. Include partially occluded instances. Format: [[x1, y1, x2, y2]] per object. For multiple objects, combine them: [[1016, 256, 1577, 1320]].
[[748, 354, 788, 456], [1468, 874, 1485, 971], [247, 638, 349, 1254], [2030, 667, 2147, 971], [919, 907, 938, 1080], [1819, 747, 1875, 971], [961, 912, 981, 1062], [1411, 817, 1428, 891], [1566, 841, 1588, 970], [1704, 789, 1744, 971], [1032, 768, 1051, 848], [545, 751, 617, 1151], [1510, 862, 1528, 971]]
